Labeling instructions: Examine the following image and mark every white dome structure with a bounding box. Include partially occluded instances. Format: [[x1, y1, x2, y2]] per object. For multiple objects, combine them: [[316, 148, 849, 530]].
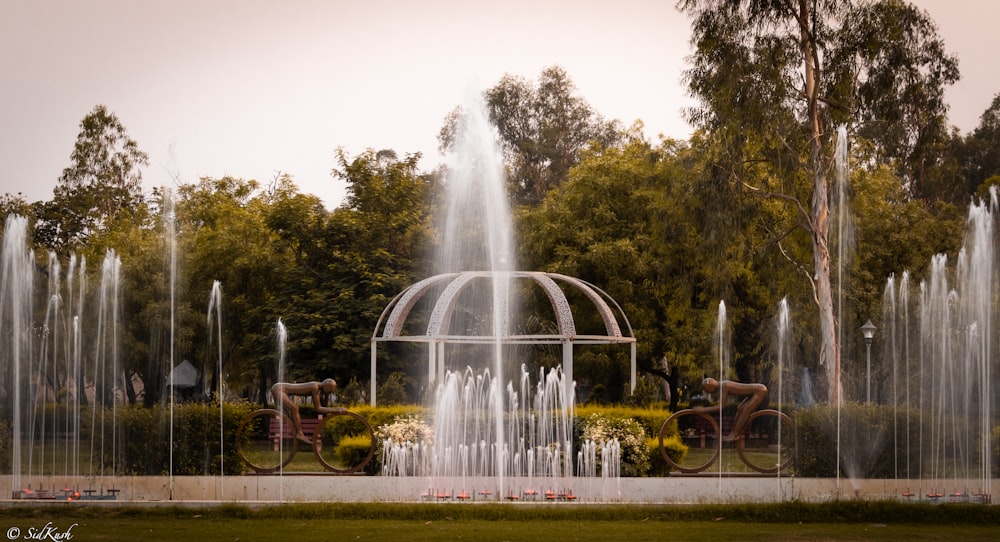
[[369, 271, 637, 405]]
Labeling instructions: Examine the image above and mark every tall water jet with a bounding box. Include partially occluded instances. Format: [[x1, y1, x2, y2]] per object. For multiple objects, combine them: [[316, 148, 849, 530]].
[[714, 300, 729, 379], [435, 87, 515, 493], [165, 188, 178, 499], [774, 298, 791, 493], [881, 190, 997, 501], [831, 125, 855, 492], [775, 298, 790, 410], [0, 216, 34, 496], [372, 88, 635, 500], [207, 280, 225, 490], [0, 216, 124, 498], [881, 273, 900, 481]]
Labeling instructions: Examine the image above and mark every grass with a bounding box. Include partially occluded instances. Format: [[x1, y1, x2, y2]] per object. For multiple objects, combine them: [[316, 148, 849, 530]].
[[674, 442, 793, 473], [0, 501, 998, 541]]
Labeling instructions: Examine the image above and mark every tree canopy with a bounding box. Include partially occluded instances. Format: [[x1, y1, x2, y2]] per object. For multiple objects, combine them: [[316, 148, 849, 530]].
[[1, 1, 988, 409], [679, 0, 961, 401]]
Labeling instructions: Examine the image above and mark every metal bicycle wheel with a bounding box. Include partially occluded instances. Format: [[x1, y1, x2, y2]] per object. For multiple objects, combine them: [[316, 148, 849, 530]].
[[312, 409, 376, 474], [735, 409, 794, 474], [236, 408, 298, 473], [659, 409, 721, 473]]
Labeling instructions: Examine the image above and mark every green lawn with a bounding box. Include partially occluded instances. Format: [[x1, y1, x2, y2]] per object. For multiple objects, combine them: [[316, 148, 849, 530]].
[[1, 502, 998, 542], [674, 442, 793, 473]]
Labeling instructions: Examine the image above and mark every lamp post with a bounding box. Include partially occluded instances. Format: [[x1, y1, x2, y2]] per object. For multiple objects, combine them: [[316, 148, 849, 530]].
[[861, 319, 876, 403]]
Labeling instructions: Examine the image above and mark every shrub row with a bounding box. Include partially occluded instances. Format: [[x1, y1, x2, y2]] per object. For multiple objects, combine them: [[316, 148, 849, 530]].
[[2, 402, 998, 477]]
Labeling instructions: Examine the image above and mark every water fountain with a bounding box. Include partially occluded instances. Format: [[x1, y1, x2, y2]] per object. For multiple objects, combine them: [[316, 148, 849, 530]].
[[369, 90, 636, 500], [1, 94, 996, 505], [0, 215, 123, 500], [880, 190, 998, 502]]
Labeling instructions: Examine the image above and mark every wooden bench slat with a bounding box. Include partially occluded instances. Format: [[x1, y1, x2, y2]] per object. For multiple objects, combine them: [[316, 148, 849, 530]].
[[268, 417, 323, 451]]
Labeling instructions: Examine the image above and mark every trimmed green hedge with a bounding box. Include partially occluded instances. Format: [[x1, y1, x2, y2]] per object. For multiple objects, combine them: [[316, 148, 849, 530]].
[[794, 403, 924, 478], [89, 401, 257, 475], [8, 401, 996, 478]]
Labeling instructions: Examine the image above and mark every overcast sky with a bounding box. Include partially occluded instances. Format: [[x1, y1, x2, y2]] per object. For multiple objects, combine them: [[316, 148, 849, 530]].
[[1, 0, 996, 209]]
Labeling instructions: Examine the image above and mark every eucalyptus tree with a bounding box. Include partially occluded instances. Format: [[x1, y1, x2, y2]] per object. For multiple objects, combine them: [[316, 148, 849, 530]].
[[962, 93, 1000, 196], [679, 0, 958, 402]]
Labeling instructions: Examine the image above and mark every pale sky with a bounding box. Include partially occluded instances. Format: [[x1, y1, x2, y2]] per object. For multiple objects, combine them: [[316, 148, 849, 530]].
[[1, 0, 996, 209]]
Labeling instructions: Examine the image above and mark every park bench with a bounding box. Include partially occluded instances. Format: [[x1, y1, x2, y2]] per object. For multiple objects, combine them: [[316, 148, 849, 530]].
[[269, 416, 322, 451], [689, 414, 735, 448]]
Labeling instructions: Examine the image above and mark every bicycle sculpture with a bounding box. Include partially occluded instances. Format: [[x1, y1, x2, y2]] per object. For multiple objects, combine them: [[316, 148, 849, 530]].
[[658, 378, 794, 474], [236, 379, 376, 474]]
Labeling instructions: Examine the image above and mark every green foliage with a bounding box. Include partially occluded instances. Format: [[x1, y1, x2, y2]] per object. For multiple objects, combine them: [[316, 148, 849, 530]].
[[0, 193, 31, 229], [440, 65, 623, 205], [648, 435, 687, 476], [0, 419, 10, 472], [35, 104, 149, 251], [89, 402, 256, 475], [356, 404, 426, 433], [377, 372, 412, 405], [574, 404, 669, 443], [519, 137, 717, 397], [964, 94, 1000, 194], [793, 403, 922, 478], [336, 433, 376, 474], [993, 425, 1000, 477], [337, 378, 368, 406]]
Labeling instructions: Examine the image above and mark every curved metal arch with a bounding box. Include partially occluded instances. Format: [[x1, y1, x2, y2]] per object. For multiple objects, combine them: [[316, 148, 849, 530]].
[[546, 273, 635, 340], [378, 273, 457, 339], [523, 271, 576, 338], [425, 271, 485, 337], [374, 271, 636, 342], [371, 271, 637, 406]]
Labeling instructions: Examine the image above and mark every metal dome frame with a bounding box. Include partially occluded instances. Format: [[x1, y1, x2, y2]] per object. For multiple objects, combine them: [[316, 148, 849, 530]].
[[369, 271, 637, 405]]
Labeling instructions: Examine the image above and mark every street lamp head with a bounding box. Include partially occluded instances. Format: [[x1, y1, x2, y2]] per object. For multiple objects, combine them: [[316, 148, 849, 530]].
[[861, 319, 876, 344]]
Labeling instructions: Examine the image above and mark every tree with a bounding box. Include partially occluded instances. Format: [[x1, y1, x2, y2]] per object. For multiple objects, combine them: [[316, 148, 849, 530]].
[[680, 0, 958, 402], [272, 149, 434, 393], [35, 105, 149, 251], [0, 193, 31, 234], [175, 176, 289, 404], [440, 66, 623, 206], [519, 132, 718, 401], [961, 93, 1000, 195], [829, 0, 959, 197]]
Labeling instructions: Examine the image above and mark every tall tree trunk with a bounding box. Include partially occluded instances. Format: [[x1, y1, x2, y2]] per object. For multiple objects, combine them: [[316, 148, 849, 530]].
[[800, 0, 842, 403], [812, 180, 841, 403]]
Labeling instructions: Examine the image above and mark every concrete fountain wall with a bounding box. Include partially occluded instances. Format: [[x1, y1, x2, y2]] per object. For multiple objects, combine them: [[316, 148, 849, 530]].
[[3, 475, 995, 504]]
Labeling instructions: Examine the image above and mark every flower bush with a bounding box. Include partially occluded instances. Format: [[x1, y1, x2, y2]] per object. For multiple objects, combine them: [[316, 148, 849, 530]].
[[376, 414, 433, 446], [579, 412, 649, 476], [375, 414, 434, 476]]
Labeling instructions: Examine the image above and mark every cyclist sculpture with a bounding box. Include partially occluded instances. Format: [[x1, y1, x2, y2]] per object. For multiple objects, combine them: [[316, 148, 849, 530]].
[[271, 378, 339, 443], [237, 378, 376, 474], [695, 377, 768, 441], [658, 377, 792, 474]]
